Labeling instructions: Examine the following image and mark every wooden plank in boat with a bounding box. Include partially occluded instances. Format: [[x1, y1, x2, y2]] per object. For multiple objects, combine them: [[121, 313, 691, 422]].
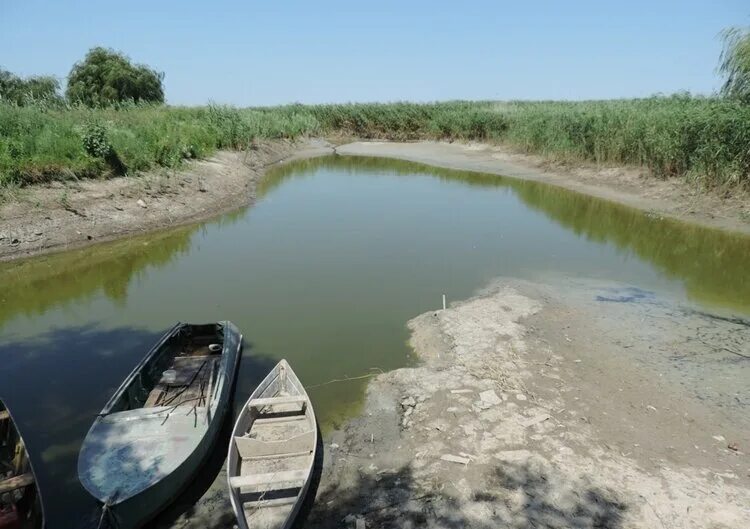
[[242, 496, 297, 508], [0, 473, 34, 494], [229, 469, 307, 490], [234, 430, 315, 459], [248, 396, 307, 408], [253, 415, 307, 425]]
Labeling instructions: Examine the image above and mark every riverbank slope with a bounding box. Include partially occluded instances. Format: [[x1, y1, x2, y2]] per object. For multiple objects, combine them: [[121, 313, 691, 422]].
[[3, 139, 749, 262], [0, 139, 333, 261], [337, 141, 750, 236]]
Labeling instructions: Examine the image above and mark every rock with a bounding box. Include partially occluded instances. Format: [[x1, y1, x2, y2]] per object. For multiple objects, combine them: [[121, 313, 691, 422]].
[[342, 514, 357, 524], [137, 199, 147, 208], [521, 413, 551, 428], [495, 449, 533, 462], [10, 238, 19, 245], [356, 518, 366, 529], [440, 454, 471, 465], [479, 389, 502, 406], [728, 442, 739, 452], [450, 389, 473, 394], [646, 405, 657, 412], [713, 435, 726, 442], [401, 397, 416, 408], [330, 443, 340, 450], [404, 407, 413, 417], [515, 393, 527, 401]]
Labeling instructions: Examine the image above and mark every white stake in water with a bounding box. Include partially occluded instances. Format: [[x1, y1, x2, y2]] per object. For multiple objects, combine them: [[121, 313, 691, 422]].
[[442, 294, 446, 310]]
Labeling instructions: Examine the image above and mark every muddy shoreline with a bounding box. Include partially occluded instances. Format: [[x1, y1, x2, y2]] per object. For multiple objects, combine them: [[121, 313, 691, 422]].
[[0, 139, 334, 262], [338, 141, 750, 236], [2, 139, 749, 263]]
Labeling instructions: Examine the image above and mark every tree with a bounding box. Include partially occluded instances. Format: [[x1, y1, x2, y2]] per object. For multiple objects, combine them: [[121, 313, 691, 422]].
[[66, 47, 164, 106], [718, 27, 750, 103], [0, 68, 61, 105]]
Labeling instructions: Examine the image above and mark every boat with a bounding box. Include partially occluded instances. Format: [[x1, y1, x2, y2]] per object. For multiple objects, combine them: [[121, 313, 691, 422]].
[[0, 398, 44, 529], [227, 360, 318, 529], [78, 321, 242, 528]]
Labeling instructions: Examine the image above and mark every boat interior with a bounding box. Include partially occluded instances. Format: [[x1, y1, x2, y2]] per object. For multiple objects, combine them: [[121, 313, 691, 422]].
[[0, 404, 41, 529], [106, 323, 225, 414], [229, 363, 317, 528]]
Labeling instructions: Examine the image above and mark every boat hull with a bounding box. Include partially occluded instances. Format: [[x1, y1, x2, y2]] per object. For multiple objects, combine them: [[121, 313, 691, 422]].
[[78, 321, 242, 529]]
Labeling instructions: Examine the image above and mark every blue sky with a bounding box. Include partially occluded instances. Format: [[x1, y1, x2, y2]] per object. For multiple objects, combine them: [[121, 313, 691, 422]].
[[1, 0, 747, 105]]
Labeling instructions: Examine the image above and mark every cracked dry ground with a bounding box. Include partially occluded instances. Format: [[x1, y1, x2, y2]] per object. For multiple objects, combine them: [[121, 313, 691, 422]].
[[311, 281, 750, 529]]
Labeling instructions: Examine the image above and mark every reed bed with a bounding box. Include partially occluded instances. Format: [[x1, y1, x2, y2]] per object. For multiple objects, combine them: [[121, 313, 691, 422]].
[[2, 97, 749, 189]]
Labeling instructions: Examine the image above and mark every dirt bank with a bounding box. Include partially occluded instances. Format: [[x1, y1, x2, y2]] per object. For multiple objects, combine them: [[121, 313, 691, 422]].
[[337, 141, 750, 236], [0, 139, 334, 262], [310, 278, 749, 529], [3, 138, 749, 262]]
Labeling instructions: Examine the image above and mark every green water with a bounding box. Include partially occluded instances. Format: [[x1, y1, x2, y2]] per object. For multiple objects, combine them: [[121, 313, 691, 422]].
[[2, 155, 750, 525]]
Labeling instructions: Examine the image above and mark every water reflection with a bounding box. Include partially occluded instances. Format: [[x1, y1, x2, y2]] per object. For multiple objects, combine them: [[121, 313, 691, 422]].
[[267, 155, 750, 313], [0, 225, 197, 328]]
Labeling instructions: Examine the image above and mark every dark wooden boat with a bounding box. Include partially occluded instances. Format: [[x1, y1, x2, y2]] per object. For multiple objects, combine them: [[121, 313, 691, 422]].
[[78, 321, 242, 528], [0, 399, 43, 529], [227, 360, 317, 529]]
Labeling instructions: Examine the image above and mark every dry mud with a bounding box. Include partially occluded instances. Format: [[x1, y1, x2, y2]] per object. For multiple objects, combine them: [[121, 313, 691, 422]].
[[311, 279, 749, 529]]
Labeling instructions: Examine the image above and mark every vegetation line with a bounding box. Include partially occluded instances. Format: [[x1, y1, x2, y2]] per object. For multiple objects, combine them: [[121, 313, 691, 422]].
[[2, 97, 750, 191], [2, 29, 749, 191]]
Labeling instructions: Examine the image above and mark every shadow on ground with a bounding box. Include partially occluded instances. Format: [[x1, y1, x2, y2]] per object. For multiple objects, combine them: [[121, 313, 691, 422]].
[[307, 459, 626, 529]]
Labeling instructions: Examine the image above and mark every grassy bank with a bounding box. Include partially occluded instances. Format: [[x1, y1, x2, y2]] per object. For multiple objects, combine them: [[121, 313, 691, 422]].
[[2, 97, 749, 189]]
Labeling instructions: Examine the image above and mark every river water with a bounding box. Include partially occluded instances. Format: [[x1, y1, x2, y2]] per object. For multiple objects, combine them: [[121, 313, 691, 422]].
[[2, 155, 749, 526]]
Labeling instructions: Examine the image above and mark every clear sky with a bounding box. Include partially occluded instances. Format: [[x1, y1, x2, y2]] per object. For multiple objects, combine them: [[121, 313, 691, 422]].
[[1, 0, 748, 105]]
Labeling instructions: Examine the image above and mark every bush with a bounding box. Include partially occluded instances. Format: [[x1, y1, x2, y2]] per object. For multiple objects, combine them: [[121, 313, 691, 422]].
[[66, 47, 164, 107], [0, 69, 61, 106]]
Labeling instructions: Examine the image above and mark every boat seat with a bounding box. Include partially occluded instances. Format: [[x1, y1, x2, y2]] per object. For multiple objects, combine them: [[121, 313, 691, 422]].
[[248, 395, 307, 409], [0, 410, 9, 421], [229, 469, 307, 490], [241, 495, 297, 508], [234, 430, 315, 460], [0, 473, 34, 494]]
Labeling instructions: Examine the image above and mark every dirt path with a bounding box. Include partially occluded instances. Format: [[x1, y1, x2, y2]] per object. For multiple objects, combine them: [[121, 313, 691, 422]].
[[337, 141, 750, 236], [0, 139, 334, 262]]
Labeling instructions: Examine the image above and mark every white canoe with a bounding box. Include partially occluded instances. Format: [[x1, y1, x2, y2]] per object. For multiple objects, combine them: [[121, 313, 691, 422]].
[[78, 321, 242, 528], [228, 360, 317, 529]]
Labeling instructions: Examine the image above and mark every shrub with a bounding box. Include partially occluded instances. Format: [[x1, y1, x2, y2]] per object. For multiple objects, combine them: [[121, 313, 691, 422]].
[[66, 48, 164, 107]]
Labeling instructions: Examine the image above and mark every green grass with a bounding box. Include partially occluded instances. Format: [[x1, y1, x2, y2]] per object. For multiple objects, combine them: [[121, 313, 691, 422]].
[[2, 97, 750, 189]]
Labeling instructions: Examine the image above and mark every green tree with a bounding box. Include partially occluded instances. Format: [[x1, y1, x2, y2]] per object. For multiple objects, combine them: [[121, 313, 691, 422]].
[[718, 27, 750, 103], [0, 68, 61, 105], [66, 47, 164, 106]]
